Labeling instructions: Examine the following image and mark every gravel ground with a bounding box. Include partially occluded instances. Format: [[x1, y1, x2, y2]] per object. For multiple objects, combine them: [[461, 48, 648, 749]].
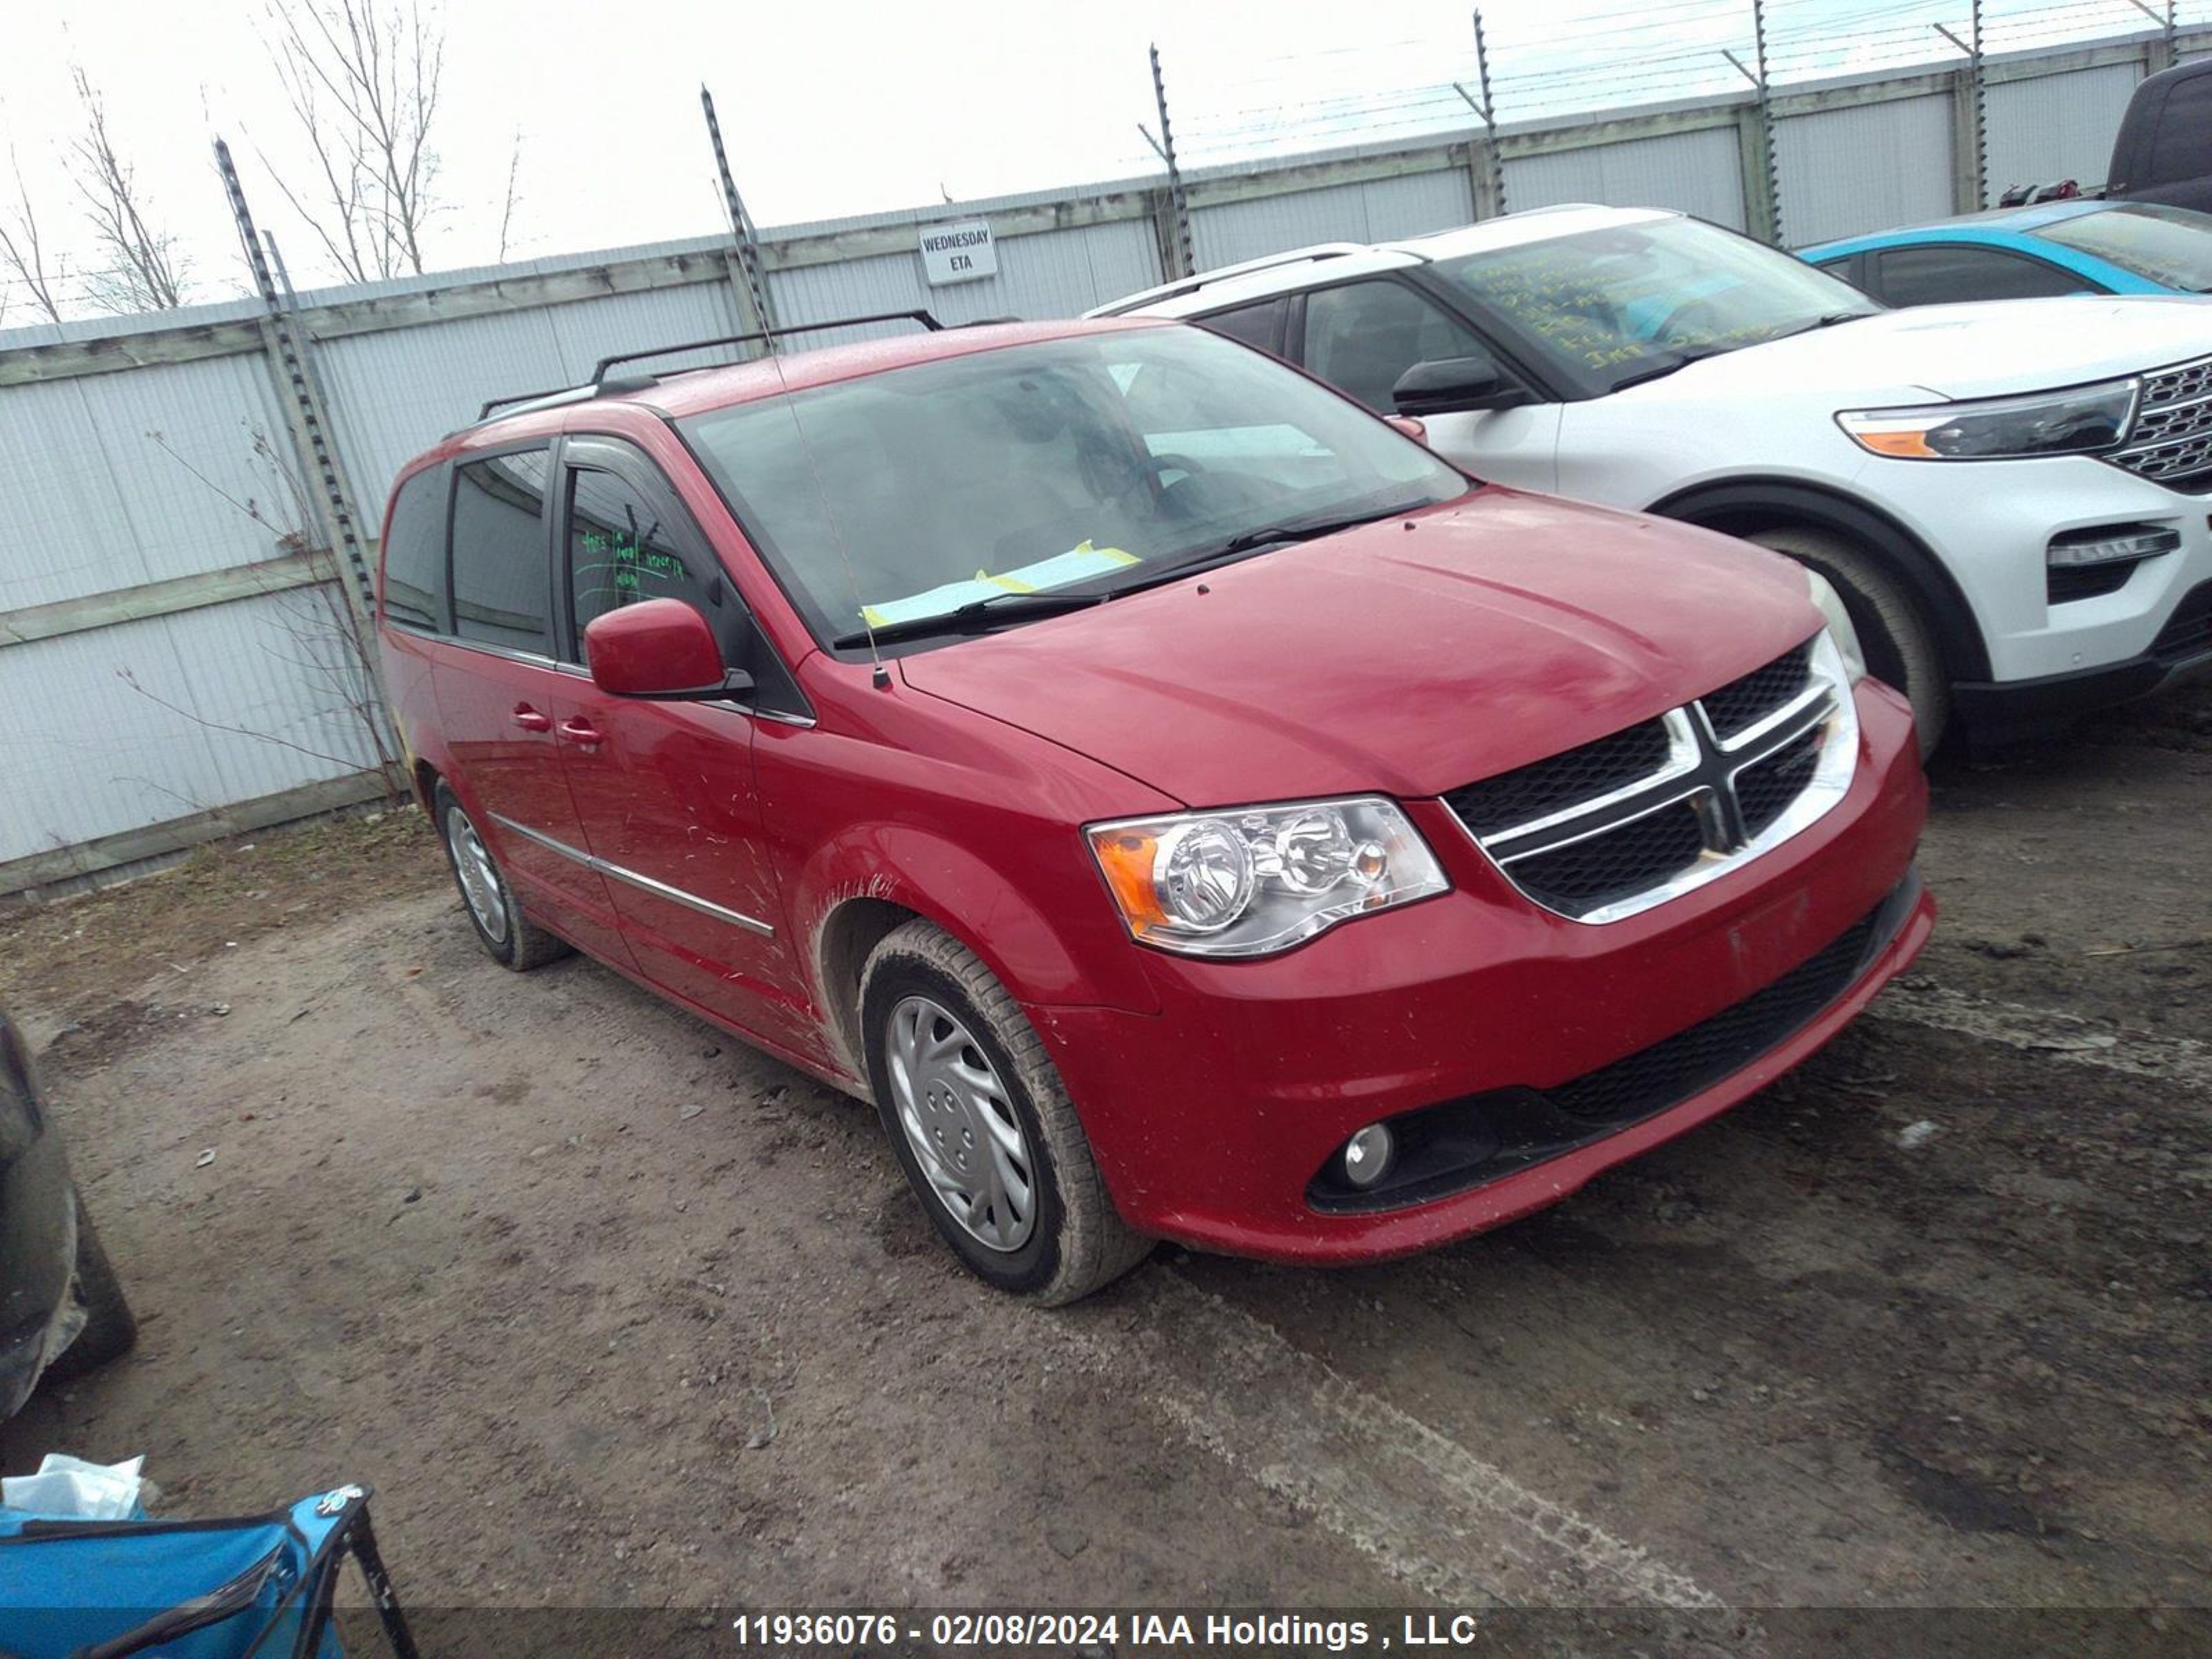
[[1, 683, 2206, 1653]]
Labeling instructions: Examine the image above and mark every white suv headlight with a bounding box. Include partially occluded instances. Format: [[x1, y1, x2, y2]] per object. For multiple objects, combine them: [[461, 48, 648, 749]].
[[1802, 570, 1868, 684], [1837, 379, 2136, 460], [1087, 797, 1448, 958]]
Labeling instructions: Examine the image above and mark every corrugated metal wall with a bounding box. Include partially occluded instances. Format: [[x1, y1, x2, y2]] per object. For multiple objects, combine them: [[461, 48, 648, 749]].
[[1777, 96, 1958, 246], [1190, 169, 1476, 268], [1506, 126, 1750, 230], [1, 25, 2197, 885], [1986, 62, 2145, 193]]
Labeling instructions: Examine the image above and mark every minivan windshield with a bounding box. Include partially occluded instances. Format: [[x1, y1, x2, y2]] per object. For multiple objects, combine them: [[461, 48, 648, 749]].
[[1428, 215, 1881, 393], [678, 328, 1468, 649], [2032, 203, 2212, 293]]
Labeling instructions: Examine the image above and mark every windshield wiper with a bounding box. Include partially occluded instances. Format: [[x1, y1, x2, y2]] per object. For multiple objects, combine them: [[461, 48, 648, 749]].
[[1198, 504, 1423, 561], [832, 589, 1106, 648]]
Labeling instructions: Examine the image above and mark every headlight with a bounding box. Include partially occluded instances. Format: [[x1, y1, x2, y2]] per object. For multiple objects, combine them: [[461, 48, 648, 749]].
[[1837, 378, 2136, 460], [1087, 797, 1448, 957], [1802, 570, 1867, 684]]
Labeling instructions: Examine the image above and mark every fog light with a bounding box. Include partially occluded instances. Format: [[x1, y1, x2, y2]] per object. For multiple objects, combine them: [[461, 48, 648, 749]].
[[1343, 1123, 1395, 1189], [2045, 525, 2180, 568]]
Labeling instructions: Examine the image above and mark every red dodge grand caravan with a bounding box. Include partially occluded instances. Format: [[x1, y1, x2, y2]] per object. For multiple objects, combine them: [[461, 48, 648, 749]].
[[377, 313, 1933, 1302]]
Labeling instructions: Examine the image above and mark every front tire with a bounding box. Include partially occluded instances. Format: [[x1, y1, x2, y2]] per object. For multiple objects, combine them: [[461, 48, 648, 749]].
[[1749, 527, 1949, 758], [860, 921, 1151, 1304], [433, 783, 572, 971]]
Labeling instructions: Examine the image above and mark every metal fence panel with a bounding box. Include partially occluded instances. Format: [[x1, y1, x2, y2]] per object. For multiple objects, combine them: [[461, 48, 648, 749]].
[[1776, 94, 1958, 245], [0, 352, 292, 611], [1504, 126, 1748, 229], [767, 220, 1163, 348], [0, 586, 377, 865], [315, 279, 744, 511], [1191, 168, 1476, 268], [1986, 62, 2144, 194]]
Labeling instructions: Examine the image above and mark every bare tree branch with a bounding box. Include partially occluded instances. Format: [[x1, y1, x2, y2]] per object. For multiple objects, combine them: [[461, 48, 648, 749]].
[[496, 127, 523, 262], [67, 67, 189, 314], [261, 0, 444, 281], [0, 145, 69, 324]]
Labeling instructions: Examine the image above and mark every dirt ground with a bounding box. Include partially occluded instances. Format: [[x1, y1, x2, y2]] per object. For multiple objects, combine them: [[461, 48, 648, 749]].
[[2, 682, 2208, 1650]]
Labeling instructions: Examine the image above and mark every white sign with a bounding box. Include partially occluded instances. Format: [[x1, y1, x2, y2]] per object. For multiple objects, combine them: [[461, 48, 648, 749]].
[[919, 218, 997, 285]]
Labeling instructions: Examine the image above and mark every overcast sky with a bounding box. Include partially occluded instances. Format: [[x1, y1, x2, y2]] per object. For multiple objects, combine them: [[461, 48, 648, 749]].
[[0, 0, 2168, 319]]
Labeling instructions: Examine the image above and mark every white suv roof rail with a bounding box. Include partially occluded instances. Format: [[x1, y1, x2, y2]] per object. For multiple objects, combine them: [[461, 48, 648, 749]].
[[1087, 243, 1372, 316]]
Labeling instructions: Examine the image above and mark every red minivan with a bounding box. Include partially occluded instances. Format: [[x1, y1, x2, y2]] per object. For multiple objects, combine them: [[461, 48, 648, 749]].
[[377, 313, 1933, 1302]]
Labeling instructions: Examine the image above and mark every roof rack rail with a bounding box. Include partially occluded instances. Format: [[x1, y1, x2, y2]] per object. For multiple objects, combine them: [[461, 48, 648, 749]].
[[1088, 243, 1368, 316], [464, 310, 944, 433], [588, 308, 942, 382]]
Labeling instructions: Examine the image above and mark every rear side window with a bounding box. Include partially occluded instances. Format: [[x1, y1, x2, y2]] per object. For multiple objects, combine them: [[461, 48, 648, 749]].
[[2145, 73, 2212, 188], [1301, 279, 1490, 411], [380, 465, 447, 630], [1873, 245, 2095, 306], [565, 467, 723, 662], [1198, 297, 1288, 357], [451, 449, 552, 655]]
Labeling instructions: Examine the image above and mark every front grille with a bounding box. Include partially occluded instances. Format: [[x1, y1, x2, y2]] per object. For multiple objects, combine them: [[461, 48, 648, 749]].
[[2110, 354, 2212, 492], [1510, 800, 1707, 911], [1550, 909, 1881, 1121], [1734, 726, 1823, 838], [1700, 641, 1812, 740], [2152, 581, 2212, 665], [1444, 719, 1671, 837], [1445, 635, 1844, 924]]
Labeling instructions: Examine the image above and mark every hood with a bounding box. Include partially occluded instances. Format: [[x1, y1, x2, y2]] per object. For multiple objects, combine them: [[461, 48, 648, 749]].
[[897, 489, 1817, 807], [1653, 296, 2212, 402]]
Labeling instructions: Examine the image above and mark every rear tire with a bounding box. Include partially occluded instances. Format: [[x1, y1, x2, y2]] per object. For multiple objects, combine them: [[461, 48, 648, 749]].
[[860, 920, 1151, 1304], [1749, 527, 1949, 758], [433, 782, 572, 971], [46, 1196, 135, 1382]]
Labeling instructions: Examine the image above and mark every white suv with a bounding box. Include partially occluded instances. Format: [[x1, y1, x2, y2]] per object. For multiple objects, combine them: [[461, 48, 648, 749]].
[[1094, 205, 2212, 751]]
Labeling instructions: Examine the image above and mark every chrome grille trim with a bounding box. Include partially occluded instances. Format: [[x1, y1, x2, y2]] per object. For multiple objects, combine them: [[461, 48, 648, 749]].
[[2112, 353, 2212, 487], [1447, 632, 1859, 926]]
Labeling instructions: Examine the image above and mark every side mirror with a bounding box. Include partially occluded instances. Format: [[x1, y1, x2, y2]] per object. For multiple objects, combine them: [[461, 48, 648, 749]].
[[1391, 353, 1524, 418], [1384, 414, 1428, 443], [584, 598, 753, 700]]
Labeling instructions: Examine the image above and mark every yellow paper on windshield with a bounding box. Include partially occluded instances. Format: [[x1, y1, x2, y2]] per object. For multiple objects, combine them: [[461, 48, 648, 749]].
[[861, 541, 1138, 628]]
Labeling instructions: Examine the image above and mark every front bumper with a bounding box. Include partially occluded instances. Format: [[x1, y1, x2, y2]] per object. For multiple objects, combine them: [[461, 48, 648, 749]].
[[1951, 578, 2212, 742], [1860, 451, 2212, 687], [1034, 679, 1931, 1264]]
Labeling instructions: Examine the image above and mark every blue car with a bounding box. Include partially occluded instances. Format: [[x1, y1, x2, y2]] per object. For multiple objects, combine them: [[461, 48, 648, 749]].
[[1801, 200, 2212, 307]]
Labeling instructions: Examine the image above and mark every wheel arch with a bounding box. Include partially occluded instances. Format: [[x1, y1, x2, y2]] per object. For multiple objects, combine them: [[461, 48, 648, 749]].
[[1647, 477, 1991, 682], [799, 828, 1160, 1090]]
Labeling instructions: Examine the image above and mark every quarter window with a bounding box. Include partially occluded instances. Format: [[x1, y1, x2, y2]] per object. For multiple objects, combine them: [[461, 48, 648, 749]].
[[1300, 280, 1492, 411], [381, 463, 447, 630], [451, 449, 552, 655], [1873, 245, 2094, 306]]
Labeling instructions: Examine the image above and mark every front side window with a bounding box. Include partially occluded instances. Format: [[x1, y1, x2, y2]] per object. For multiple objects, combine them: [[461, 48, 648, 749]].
[[451, 449, 552, 655], [1874, 244, 2094, 306], [567, 467, 716, 662], [1301, 280, 1492, 411], [1429, 216, 1880, 391], [2032, 204, 2212, 293], [679, 328, 1467, 650]]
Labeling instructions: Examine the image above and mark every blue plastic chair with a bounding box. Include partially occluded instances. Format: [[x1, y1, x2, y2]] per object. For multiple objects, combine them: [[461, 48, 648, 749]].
[[0, 1483, 416, 1659]]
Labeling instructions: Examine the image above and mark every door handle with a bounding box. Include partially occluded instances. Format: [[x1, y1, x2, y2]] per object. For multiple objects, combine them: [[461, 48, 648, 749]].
[[556, 717, 605, 749], [510, 705, 552, 733]]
